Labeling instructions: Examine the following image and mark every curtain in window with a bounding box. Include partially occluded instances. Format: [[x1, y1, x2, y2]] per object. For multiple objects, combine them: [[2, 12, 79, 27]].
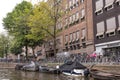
[[81, 9, 85, 18], [106, 17, 116, 33], [65, 18, 68, 25], [96, 21, 105, 36], [65, 35, 68, 42], [95, 0, 103, 10], [69, 1, 72, 8], [76, 12, 79, 20], [81, 29, 86, 39], [76, 31, 80, 40], [69, 16, 72, 24], [73, 14, 76, 22], [70, 33, 73, 42], [105, 0, 114, 6], [73, 32, 76, 41]]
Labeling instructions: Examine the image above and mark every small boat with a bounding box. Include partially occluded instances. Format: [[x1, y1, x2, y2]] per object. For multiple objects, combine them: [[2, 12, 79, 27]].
[[90, 69, 120, 80], [39, 66, 61, 74], [22, 61, 39, 71], [15, 64, 24, 70], [59, 60, 89, 77]]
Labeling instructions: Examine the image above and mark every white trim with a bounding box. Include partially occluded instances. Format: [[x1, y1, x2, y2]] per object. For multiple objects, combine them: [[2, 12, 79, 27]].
[[95, 40, 120, 47]]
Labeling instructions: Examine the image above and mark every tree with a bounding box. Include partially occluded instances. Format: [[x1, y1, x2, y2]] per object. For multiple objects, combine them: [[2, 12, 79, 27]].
[[3, 1, 33, 60], [0, 34, 10, 58], [28, 1, 63, 56]]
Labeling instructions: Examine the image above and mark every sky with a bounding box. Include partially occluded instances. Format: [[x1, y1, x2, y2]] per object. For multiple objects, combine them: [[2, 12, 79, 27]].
[[0, 0, 41, 34]]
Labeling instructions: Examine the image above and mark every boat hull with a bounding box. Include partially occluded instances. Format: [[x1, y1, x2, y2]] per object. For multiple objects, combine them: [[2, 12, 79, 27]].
[[62, 69, 85, 77]]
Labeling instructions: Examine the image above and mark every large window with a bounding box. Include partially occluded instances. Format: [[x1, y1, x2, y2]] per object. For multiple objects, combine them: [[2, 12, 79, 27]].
[[95, 0, 103, 15], [73, 32, 76, 42], [69, 0, 72, 10], [76, 30, 80, 41], [96, 21, 105, 36], [76, 12, 79, 21], [70, 33, 73, 43], [81, 28, 86, 39], [69, 16, 72, 24], [106, 17, 116, 34], [81, 9, 85, 20], [73, 14, 76, 23], [65, 35, 68, 43], [95, 0, 103, 10]]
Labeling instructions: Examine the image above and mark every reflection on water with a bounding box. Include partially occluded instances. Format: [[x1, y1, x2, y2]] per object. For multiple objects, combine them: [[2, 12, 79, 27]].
[[0, 69, 90, 80]]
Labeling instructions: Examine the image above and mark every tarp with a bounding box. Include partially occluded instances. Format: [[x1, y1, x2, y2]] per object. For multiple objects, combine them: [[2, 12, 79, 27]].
[[59, 60, 86, 72]]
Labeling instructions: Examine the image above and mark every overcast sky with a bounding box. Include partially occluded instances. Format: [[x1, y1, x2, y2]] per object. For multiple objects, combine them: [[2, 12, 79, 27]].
[[0, 0, 41, 34]]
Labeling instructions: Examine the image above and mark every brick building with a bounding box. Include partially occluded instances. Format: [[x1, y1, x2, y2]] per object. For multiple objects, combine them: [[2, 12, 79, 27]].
[[93, 0, 120, 56], [44, 0, 94, 57]]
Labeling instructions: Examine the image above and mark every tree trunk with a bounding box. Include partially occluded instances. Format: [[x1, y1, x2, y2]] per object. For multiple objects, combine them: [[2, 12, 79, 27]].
[[32, 47, 36, 58], [25, 45, 28, 61]]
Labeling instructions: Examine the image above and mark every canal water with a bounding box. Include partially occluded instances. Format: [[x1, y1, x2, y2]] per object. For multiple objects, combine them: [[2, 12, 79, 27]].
[[0, 69, 92, 80]]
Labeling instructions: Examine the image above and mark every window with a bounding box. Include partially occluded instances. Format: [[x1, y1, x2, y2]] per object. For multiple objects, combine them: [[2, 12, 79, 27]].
[[118, 15, 120, 31], [73, 32, 76, 42], [65, 4, 68, 13], [81, 9, 85, 21], [69, 16, 72, 24], [116, 0, 120, 5], [65, 35, 68, 44], [104, 0, 114, 11], [57, 22, 62, 31], [106, 17, 116, 36], [76, 0, 79, 6], [65, 18, 68, 25], [73, 0, 75, 7], [96, 21, 105, 38], [80, 0, 84, 3], [81, 28, 86, 40], [73, 14, 76, 23], [95, 0, 103, 15], [69, 1, 72, 10], [76, 12, 79, 21], [69, 33, 73, 43], [76, 31, 80, 41]]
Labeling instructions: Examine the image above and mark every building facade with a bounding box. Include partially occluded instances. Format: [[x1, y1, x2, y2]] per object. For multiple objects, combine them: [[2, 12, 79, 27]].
[[93, 0, 120, 56], [44, 0, 94, 57]]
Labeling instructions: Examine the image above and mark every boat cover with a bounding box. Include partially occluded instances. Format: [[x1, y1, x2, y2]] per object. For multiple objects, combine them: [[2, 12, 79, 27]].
[[59, 60, 86, 72]]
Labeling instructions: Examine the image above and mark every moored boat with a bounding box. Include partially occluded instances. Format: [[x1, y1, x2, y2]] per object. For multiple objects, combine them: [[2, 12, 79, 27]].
[[39, 66, 61, 74], [59, 60, 89, 77], [90, 69, 120, 80]]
